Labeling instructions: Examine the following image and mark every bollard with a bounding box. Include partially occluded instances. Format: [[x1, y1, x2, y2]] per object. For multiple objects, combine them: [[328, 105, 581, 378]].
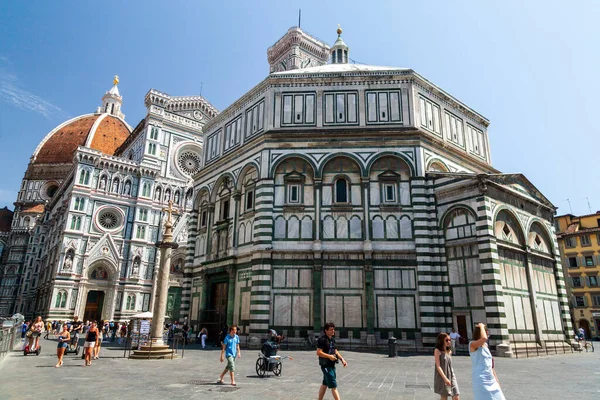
[[388, 336, 397, 358]]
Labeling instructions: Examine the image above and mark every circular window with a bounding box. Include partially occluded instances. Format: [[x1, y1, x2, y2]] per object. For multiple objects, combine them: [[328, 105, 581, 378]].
[[40, 181, 60, 201], [96, 208, 123, 232], [46, 185, 58, 198], [178, 151, 202, 176]]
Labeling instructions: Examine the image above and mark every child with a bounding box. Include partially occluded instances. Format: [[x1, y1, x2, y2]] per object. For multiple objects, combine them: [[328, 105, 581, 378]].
[[218, 325, 241, 386]]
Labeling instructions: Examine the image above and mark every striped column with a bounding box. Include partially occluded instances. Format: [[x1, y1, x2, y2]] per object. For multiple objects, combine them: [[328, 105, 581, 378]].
[[248, 179, 274, 345], [181, 208, 199, 321], [550, 231, 574, 341], [475, 196, 511, 351], [413, 177, 450, 346]]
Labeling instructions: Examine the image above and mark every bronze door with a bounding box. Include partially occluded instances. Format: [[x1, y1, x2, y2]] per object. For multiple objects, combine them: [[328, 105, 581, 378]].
[[84, 291, 105, 322]]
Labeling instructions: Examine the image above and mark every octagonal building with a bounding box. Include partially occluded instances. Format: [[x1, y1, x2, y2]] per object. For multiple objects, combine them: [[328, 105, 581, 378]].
[[188, 27, 573, 356]]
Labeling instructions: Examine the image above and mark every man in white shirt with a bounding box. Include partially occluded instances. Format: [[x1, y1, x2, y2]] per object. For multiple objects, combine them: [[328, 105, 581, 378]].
[[449, 328, 461, 353]]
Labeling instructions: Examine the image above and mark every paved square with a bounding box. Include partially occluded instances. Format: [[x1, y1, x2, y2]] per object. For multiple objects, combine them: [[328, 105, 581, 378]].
[[1, 337, 598, 399]]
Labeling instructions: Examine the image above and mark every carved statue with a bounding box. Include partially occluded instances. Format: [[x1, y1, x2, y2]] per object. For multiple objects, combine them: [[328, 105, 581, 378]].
[[124, 181, 131, 195], [112, 180, 119, 193], [63, 251, 73, 270], [155, 188, 161, 201], [99, 176, 107, 190], [174, 191, 180, 204], [132, 257, 141, 276]]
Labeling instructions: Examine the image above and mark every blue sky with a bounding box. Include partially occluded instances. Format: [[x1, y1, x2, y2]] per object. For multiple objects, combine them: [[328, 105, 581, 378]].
[[0, 0, 598, 215]]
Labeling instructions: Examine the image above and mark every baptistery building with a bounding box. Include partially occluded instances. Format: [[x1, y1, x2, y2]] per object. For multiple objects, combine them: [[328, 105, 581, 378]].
[[186, 27, 573, 356]]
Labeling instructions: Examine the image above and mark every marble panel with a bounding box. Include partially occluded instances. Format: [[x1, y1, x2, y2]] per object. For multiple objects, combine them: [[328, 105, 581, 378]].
[[344, 296, 363, 327], [299, 269, 312, 288], [273, 269, 286, 288], [399, 217, 412, 239], [336, 217, 348, 239], [372, 217, 384, 239], [274, 295, 291, 326], [468, 286, 484, 307], [245, 221, 253, 243], [386, 217, 398, 239], [402, 270, 415, 289], [400, 182, 411, 205], [551, 301, 562, 331], [504, 295, 516, 329], [275, 216, 286, 239], [326, 296, 343, 326], [351, 186, 362, 206], [374, 270, 386, 289], [239, 224, 247, 245], [274, 186, 285, 205], [466, 258, 482, 284], [303, 186, 314, 206], [323, 217, 335, 239], [350, 269, 363, 288], [287, 269, 299, 288], [322, 186, 332, 206], [543, 300, 554, 331], [397, 296, 415, 329], [350, 217, 362, 239], [292, 295, 310, 326], [377, 296, 396, 328], [287, 217, 300, 239], [336, 270, 350, 288], [388, 270, 401, 289], [453, 287, 467, 307], [301, 217, 313, 239], [323, 270, 336, 288], [370, 182, 380, 205], [471, 309, 486, 326], [241, 291, 251, 320]]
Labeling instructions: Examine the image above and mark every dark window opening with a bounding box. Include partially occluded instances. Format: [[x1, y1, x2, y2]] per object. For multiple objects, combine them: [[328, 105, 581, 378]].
[[569, 257, 578, 267], [335, 179, 348, 203], [222, 199, 230, 220], [246, 190, 254, 210]]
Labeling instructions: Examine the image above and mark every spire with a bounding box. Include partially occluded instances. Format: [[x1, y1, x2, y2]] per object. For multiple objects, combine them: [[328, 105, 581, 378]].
[[330, 25, 349, 64], [97, 75, 125, 119]]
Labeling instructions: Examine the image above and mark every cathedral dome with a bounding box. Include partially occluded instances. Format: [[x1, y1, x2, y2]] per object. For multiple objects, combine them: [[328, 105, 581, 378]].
[[32, 113, 131, 164]]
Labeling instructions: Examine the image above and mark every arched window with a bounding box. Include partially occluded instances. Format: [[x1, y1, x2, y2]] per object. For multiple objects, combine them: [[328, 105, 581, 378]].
[[126, 294, 136, 310], [79, 170, 90, 185], [55, 290, 67, 308], [335, 178, 348, 203]]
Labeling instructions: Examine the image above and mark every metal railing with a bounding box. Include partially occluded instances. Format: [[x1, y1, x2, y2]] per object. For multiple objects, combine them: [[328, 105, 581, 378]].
[[510, 334, 573, 359], [0, 325, 21, 362]]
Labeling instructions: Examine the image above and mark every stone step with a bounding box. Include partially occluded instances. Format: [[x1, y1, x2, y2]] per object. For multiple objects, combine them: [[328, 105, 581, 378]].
[[129, 353, 179, 360]]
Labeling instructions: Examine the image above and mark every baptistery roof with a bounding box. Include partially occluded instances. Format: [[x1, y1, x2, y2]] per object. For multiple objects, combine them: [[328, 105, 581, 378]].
[[32, 113, 132, 164]]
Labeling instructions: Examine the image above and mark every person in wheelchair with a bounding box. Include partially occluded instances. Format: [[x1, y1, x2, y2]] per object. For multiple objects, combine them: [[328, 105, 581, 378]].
[[268, 328, 285, 344]]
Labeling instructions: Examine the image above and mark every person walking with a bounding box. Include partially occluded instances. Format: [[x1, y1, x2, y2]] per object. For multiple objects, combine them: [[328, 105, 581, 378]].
[[434, 332, 460, 400], [317, 322, 347, 400], [55, 324, 70, 368], [94, 320, 104, 360], [83, 322, 99, 366], [21, 321, 28, 340], [469, 323, 505, 400], [449, 328, 461, 354], [44, 320, 52, 339], [200, 327, 208, 349], [217, 325, 241, 386]]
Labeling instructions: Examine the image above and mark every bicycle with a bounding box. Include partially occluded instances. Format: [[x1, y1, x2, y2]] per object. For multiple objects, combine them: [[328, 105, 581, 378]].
[[301, 335, 317, 350]]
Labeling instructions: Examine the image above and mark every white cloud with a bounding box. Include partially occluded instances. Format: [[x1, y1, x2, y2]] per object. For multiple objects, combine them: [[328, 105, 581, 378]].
[[0, 71, 67, 119]]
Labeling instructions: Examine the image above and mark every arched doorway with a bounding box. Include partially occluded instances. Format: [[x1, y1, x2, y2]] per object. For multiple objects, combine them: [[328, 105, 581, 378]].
[[579, 319, 591, 339]]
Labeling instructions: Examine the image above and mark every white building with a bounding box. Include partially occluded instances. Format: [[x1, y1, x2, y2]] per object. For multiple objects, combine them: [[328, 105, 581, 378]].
[[186, 27, 573, 356], [0, 76, 216, 323]]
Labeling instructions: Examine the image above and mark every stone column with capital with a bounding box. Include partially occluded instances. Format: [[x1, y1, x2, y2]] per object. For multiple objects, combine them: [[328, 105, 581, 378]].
[[149, 201, 180, 345]]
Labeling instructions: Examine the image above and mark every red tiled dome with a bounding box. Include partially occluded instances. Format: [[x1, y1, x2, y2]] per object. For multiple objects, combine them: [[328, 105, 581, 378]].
[[33, 114, 131, 164]]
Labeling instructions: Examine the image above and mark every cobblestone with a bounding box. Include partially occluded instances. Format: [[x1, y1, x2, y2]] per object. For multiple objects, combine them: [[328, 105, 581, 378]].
[[0, 337, 599, 399]]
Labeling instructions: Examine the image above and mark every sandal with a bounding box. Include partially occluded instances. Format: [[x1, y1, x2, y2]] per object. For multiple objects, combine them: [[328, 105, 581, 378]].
[[231, 383, 237, 387], [216, 380, 224, 385]]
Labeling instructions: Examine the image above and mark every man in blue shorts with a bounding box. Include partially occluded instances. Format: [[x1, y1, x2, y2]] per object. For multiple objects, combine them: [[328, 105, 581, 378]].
[[218, 325, 241, 386], [317, 322, 347, 400]]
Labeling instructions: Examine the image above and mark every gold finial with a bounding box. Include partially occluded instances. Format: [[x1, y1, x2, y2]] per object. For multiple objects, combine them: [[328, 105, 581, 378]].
[[337, 24, 342, 36], [113, 75, 119, 85]]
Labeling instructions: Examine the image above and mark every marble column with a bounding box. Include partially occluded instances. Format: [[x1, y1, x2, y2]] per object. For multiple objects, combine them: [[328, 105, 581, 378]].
[[226, 266, 236, 325], [205, 203, 215, 257], [150, 202, 180, 345]]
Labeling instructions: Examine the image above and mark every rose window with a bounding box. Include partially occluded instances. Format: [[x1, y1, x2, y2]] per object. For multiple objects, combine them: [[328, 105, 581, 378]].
[[98, 209, 120, 230], [178, 151, 202, 176]]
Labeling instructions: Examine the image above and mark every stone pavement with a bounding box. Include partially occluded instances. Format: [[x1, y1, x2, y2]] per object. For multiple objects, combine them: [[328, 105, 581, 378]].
[[0, 337, 599, 399]]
